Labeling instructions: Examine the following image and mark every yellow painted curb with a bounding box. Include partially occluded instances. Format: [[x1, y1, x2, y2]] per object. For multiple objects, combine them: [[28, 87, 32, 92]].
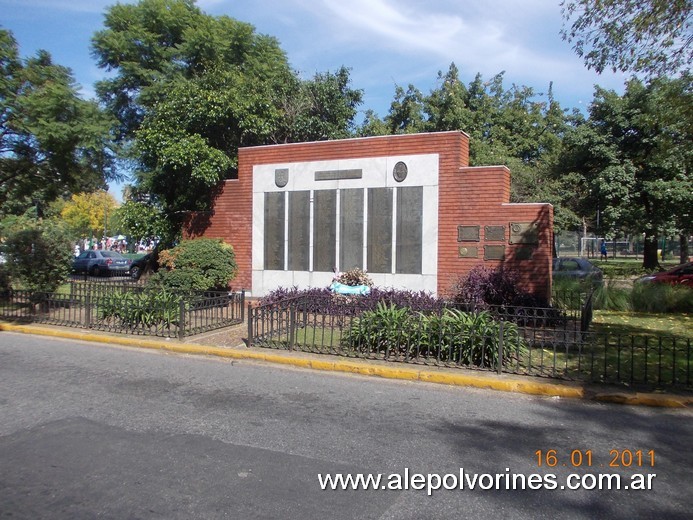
[[1, 323, 689, 407]]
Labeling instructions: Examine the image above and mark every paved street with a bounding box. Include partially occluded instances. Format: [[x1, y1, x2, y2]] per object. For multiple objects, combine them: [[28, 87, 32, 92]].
[[0, 332, 691, 519]]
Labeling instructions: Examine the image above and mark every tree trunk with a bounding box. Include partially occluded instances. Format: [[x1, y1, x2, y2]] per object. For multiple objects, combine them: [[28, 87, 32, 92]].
[[643, 232, 660, 270], [681, 234, 690, 264]]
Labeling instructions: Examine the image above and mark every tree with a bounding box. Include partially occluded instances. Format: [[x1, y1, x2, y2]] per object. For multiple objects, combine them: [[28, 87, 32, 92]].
[[0, 29, 117, 216], [112, 199, 170, 244], [2, 217, 74, 293], [92, 0, 362, 231], [60, 191, 119, 238], [561, 0, 692, 77], [559, 76, 692, 268]]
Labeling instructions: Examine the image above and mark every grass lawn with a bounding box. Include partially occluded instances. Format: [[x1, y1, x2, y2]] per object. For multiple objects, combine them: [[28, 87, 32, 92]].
[[592, 310, 692, 340]]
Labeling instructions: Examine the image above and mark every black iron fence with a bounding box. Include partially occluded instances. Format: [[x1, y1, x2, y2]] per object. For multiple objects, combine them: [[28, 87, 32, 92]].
[[247, 293, 690, 389], [0, 282, 245, 339]]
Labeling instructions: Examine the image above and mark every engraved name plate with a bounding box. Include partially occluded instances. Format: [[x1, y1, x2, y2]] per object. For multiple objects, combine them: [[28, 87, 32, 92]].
[[509, 222, 539, 244], [457, 225, 480, 242], [484, 245, 506, 260], [458, 246, 478, 258], [484, 225, 506, 242]]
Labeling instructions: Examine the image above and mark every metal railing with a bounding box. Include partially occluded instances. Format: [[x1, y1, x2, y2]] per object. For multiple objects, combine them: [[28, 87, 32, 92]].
[[0, 283, 245, 339], [247, 293, 690, 389]]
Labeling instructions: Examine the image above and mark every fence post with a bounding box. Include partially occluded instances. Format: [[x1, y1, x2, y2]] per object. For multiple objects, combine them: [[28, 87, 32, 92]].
[[240, 290, 245, 323], [178, 298, 186, 340], [288, 304, 296, 351], [84, 294, 91, 329], [497, 321, 504, 375], [247, 303, 253, 347]]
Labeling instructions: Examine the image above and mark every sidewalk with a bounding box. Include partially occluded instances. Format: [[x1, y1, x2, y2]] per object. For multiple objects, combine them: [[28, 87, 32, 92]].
[[1, 321, 691, 408]]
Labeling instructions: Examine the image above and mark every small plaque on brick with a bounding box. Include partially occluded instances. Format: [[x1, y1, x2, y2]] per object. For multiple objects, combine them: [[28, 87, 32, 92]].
[[509, 222, 539, 244], [457, 225, 480, 242], [484, 225, 506, 242], [513, 245, 535, 260], [458, 246, 478, 258], [484, 245, 506, 260]]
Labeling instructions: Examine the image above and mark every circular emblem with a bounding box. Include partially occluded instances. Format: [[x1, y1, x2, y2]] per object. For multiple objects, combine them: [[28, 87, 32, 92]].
[[393, 161, 408, 182]]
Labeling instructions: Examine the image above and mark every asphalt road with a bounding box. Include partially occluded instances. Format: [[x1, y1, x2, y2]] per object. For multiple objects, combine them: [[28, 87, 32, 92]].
[[0, 333, 691, 519]]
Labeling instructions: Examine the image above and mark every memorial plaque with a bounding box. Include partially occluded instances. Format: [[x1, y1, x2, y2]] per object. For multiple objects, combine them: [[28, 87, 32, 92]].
[[514, 245, 535, 261], [340, 189, 364, 271], [396, 186, 422, 274], [367, 187, 393, 273], [288, 191, 310, 271], [484, 245, 506, 260], [264, 192, 285, 270], [509, 222, 539, 244], [313, 190, 336, 272], [458, 225, 480, 242], [484, 225, 506, 242], [275, 168, 289, 188], [315, 169, 362, 181], [458, 246, 478, 258], [393, 161, 408, 182]]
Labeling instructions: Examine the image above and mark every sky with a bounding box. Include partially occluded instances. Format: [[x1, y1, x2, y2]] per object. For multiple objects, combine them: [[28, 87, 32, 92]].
[[1, 0, 630, 200]]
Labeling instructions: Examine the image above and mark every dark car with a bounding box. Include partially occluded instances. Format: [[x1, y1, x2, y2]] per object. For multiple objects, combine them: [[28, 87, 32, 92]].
[[72, 250, 132, 276], [552, 257, 603, 284], [635, 262, 693, 287], [129, 253, 155, 280]]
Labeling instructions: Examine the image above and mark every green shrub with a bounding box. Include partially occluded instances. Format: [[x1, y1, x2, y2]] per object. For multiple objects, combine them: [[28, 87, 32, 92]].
[[591, 278, 631, 311], [97, 291, 182, 328], [630, 283, 693, 313], [341, 303, 525, 367], [2, 218, 74, 293], [147, 238, 237, 292]]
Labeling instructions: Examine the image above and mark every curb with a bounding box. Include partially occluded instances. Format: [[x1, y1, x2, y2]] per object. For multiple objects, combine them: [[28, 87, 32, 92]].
[[1, 323, 690, 408]]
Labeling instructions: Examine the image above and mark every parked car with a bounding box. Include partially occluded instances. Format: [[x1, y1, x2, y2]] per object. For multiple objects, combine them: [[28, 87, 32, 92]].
[[552, 257, 603, 284], [635, 262, 693, 287], [72, 250, 132, 276], [129, 252, 155, 280]]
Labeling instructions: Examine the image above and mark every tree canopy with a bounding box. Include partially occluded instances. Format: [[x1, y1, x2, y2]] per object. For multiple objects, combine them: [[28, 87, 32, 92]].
[[0, 29, 117, 217], [561, 0, 692, 77], [558, 75, 692, 267], [91, 0, 362, 227]]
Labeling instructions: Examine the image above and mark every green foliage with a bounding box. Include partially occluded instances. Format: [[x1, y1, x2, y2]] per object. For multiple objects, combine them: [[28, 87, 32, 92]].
[[341, 303, 525, 367], [631, 284, 693, 313], [336, 268, 373, 287], [559, 76, 692, 269], [1, 218, 74, 292], [591, 279, 632, 312], [97, 290, 181, 328], [146, 238, 237, 292], [92, 0, 362, 223], [561, 0, 692, 77], [111, 200, 170, 243], [0, 29, 116, 216]]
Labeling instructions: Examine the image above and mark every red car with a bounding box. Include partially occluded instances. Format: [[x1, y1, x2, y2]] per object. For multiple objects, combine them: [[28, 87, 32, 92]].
[[636, 262, 693, 287]]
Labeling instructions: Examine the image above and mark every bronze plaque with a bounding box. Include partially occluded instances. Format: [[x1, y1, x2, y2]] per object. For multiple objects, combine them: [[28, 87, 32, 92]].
[[514, 245, 535, 260], [484, 245, 506, 260], [458, 246, 478, 258], [275, 168, 289, 188], [509, 222, 539, 244], [484, 225, 505, 242], [457, 225, 480, 242], [393, 161, 408, 182]]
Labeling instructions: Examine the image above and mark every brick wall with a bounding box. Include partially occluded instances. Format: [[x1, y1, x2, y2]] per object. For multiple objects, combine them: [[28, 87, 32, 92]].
[[185, 131, 552, 300]]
